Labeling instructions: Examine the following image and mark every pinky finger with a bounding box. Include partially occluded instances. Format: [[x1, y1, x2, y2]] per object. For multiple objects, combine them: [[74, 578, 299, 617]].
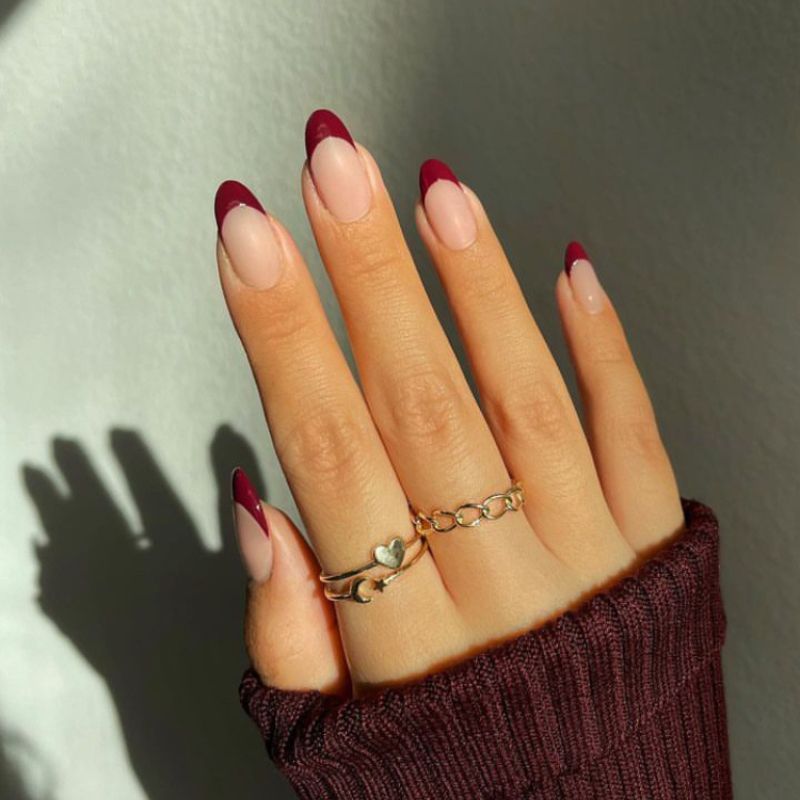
[[555, 243, 684, 554], [232, 468, 348, 694]]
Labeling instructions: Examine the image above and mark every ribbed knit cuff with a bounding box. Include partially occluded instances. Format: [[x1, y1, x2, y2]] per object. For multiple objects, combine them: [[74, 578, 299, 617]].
[[240, 498, 731, 799]]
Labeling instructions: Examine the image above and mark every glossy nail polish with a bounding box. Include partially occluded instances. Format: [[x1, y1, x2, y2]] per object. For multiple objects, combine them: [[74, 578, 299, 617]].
[[304, 109, 372, 222], [214, 180, 283, 290], [231, 467, 273, 582], [215, 179, 265, 232], [564, 241, 607, 314], [419, 158, 459, 199], [419, 158, 477, 251], [305, 109, 355, 159]]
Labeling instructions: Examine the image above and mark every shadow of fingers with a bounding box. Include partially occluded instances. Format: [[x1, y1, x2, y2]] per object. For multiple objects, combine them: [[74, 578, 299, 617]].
[[23, 427, 287, 799]]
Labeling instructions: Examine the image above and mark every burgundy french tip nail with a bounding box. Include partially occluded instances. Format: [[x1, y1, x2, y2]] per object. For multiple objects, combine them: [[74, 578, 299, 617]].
[[214, 180, 265, 233], [231, 467, 269, 536], [419, 158, 459, 202], [304, 109, 355, 162], [564, 240, 589, 277]]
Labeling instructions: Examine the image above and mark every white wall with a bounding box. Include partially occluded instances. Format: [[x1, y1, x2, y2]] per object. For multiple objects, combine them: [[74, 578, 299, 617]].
[[1, 1, 798, 797]]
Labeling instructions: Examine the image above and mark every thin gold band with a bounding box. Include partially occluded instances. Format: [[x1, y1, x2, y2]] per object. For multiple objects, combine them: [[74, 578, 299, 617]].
[[319, 529, 426, 585], [322, 534, 430, 604]]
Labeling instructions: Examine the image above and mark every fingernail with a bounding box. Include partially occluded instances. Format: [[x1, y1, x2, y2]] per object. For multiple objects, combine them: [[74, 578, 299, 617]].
[[305, 109, 372, 223], [231, 467, 273, 583], [419, 159, 477, 251], [564, 241, 607, 315], [214, 180, 284, 290]]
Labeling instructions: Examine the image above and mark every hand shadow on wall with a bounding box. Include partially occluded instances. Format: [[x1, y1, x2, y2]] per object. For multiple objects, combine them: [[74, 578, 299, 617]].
[[22, 425, 292, 799], [0, 0, 25, 28]]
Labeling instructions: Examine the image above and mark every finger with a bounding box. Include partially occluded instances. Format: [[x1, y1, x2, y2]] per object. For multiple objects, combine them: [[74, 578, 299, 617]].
[[209, 423, 261, 562], [414, 163, 635, 581], [22, 463, 74, 549], [47, 437, 134, 542], [110, 428, 197, 552], [23, 446, 134, 615], [556, 243, 684, 553], [232, 468, 347, 693], [214, 181, 457, 688], [300, 111, 555, 619]]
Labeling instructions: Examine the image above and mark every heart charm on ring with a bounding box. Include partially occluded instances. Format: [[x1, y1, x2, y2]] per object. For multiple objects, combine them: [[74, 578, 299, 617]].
[[374, 537, 405, 569]]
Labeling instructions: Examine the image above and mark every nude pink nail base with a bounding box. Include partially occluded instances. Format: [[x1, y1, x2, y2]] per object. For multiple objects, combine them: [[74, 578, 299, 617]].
[[303, 108, 372, 223], [418, 158, 477, 251], [563, 241, 607, 315]]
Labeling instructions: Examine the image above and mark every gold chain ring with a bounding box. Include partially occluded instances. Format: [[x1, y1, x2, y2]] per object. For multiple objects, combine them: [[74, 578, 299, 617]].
[[409, 481, 525, 534]]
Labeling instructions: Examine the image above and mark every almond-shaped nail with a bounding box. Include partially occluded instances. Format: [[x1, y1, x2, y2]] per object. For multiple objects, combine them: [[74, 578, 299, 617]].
[[564, 240, 607, 315], [305, 109, 372, 223], [419, 158, 477, 251], [231, 467, 273, 583], [214, 180, 283, 290]]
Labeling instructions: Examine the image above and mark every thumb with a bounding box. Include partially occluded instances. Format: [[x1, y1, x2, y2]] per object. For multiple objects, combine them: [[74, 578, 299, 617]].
[[231, 467, 348, 695]]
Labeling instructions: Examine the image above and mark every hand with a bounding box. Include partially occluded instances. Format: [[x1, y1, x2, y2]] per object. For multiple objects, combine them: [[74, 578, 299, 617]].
[[215, 109, 684, 697]]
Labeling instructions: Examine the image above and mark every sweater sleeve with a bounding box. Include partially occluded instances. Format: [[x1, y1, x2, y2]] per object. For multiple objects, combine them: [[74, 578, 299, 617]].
[[239, 498, 732, 800]]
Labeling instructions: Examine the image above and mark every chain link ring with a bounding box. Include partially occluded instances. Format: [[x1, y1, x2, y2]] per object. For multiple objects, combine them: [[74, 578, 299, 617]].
[[410, 481, 525, 534]]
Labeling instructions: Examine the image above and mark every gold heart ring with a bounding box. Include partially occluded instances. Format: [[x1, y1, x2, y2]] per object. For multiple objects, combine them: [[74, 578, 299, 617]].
[[322, 535, 430, 604], [319, 530, 425, 590]]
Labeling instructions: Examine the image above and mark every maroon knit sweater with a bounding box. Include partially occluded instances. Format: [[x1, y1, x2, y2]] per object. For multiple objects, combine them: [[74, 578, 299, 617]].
[[240, 498, 731, 799]]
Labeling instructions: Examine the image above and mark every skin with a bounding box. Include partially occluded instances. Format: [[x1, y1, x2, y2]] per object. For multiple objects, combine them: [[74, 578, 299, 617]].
[[216, 133, 685, 698]]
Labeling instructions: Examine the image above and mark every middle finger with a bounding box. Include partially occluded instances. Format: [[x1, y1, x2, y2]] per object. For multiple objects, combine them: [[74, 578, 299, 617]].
[[301, 110, 558, 613]]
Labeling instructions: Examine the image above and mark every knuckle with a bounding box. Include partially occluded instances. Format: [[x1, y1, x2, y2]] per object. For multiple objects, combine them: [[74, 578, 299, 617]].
[[457, 258, 514, 305], [542, 452, 593, 501], [260, 299, 315, 346], [586, 330, 632, 368], [345, 238, 405, 289], [386, 366, 467, 447], [278, 406, 371, 488], [611, 411, 666, 462], [488, 376, 573, 446]]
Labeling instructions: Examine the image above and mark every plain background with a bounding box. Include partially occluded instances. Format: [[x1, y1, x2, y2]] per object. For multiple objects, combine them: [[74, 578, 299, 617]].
[[1, 1, 798, 797]]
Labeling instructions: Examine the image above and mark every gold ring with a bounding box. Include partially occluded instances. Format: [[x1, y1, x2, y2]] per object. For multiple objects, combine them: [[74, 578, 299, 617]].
[[318, 480, 523, 604], [322, 534, 429, 604], [410, 480, 525, 533], [319, 528, 425, 585]]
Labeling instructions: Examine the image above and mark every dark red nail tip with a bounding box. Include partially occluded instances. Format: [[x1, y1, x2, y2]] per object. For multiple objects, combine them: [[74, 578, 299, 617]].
[[214, 180, 265, 233], [304, 109, 355, 161], [564, 241, 589, 276], [419, 158, 460, 201], [231, 467, 269, 536]]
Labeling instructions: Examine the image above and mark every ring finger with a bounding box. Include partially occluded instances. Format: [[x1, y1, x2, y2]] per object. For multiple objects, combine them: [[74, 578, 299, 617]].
[[413, 160, 636, 583]]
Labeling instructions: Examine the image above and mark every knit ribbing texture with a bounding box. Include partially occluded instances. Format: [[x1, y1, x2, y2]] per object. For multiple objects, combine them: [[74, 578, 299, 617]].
[[240, 498, 731, 799]]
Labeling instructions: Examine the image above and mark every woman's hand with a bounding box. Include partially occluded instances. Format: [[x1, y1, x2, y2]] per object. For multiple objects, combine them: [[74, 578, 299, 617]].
[[215, 109, 684, 697]]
